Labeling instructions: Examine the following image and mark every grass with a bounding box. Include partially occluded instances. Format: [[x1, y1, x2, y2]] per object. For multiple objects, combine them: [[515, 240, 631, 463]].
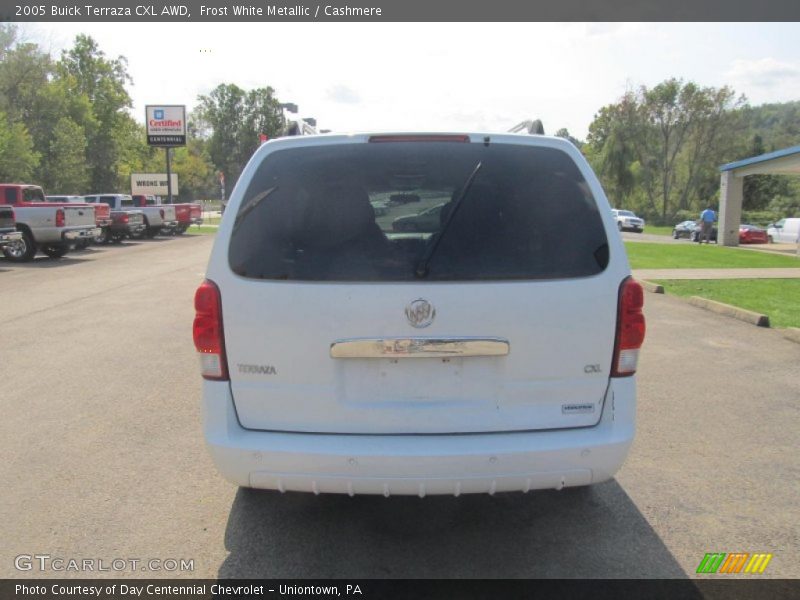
[[654, 279, 800, 328], [185, 226, 217, 235], [625, 242, 800, 269]]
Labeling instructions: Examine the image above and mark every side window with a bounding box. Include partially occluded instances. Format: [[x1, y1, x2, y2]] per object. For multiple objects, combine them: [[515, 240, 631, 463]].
[[5, 188, 17, 204], [774, 219, 785, 228], [23, 188, 45, 202]]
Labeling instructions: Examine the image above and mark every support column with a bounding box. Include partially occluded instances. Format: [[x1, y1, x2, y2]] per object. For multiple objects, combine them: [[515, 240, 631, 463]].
[[719, 170, 743, 246]]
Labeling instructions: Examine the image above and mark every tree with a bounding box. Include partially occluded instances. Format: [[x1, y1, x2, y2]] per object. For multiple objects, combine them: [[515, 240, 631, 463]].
[[42, 117, 89, 193], [586, 79, 744, 221], [56, 35, 132, 191], [0, 113, 39, 181], [195, 83, 285, 193]]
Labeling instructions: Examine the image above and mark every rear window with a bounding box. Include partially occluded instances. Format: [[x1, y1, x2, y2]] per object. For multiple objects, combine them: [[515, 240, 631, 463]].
[[228, 141, 609, 282], [23, 187, 45, 202]]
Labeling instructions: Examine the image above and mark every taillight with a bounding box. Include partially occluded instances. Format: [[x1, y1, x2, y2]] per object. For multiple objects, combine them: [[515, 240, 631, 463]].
[[159, 209, 165, 219], [193, 279, 228, 380], [611, 278, 646, 377], [55, 208, 65, 227], [121, 213, 129, 224]]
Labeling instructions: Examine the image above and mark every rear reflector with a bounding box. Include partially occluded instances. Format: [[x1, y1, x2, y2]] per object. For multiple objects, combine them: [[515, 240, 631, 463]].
[[193, 279, 229, 380], [368, 134, 470, 143], [611, 277, 646, 377]]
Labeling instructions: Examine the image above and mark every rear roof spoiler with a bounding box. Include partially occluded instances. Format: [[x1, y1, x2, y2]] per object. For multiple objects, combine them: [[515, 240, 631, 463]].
[[508, 120, 545, 135]]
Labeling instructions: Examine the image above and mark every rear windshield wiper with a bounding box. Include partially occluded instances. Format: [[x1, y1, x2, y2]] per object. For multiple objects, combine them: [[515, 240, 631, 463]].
[[414, 161, 482, 278], [232, 186, 278, 233]]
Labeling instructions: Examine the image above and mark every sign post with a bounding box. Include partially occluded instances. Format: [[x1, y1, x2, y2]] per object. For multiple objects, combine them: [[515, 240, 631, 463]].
[[145, 105, 186, 204]]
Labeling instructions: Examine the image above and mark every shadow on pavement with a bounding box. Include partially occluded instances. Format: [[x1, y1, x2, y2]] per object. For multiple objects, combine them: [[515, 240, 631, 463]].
[[218, 480, 688, 578], [0, 255, 91, 268]]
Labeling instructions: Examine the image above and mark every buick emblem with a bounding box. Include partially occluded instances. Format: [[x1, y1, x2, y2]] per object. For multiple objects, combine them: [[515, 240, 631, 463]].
[[405, 298, 435, 328]]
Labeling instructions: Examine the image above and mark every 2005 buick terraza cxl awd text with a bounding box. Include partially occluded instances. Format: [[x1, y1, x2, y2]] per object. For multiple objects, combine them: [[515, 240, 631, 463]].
[[193, 132, 646, 496]]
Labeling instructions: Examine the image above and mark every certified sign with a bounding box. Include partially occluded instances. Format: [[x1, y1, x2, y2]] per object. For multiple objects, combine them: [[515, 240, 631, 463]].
[[145, 105, 186, 147]]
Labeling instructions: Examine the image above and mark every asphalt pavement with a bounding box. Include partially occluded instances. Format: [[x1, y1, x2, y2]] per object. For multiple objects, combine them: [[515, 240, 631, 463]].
[[1, 235, 798, 579]]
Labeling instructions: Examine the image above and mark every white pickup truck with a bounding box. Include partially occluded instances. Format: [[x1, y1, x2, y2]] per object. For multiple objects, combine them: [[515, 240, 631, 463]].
[[0, 184, 100, 261], [131, 195, 179, 237]]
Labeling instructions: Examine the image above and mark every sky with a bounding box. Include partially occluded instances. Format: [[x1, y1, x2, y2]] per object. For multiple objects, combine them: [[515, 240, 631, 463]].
[[19, 22, 800, 139]]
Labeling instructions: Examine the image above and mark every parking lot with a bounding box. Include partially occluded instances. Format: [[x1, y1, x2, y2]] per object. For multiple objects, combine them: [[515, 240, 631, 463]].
[[1, 234, 798, 579]]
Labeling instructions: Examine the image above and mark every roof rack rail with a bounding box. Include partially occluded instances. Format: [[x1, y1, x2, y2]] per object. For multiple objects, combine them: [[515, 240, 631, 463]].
[[508, 119, 545, 135]]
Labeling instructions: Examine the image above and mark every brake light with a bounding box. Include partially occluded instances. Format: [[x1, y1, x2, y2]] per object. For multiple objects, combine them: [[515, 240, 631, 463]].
[[368, 134, 471, 143], [120, 213, 129, 224], [159, 208, 165, 219], [611, 278, 646, 377], [193, 279, 228, 380], [55, 208, 65, 227]]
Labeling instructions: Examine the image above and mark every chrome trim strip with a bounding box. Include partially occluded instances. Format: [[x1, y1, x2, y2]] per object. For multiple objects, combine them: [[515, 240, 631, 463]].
[[330, 337, 510, 359]]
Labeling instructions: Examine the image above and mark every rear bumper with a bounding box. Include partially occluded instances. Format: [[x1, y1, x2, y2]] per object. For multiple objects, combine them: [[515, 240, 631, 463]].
[[203, 378, 636, 496], [112, 223, 146, 234], [161, 220, 179, 228], [0, 230, 22, 246], [62, 227, 101, 241]]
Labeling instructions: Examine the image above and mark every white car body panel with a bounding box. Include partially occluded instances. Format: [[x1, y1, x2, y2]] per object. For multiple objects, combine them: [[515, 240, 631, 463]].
[[201, 132, 638, 494], [767, 218, 800, 243]]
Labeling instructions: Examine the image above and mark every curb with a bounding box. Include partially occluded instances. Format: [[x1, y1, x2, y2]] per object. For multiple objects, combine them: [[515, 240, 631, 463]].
[[639, 280, 664, 294], [688, 296, 770, 327], [781, 328, 800, 344]]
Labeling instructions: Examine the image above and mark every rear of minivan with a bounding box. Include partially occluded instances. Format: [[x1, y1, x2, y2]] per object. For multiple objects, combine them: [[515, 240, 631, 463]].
[[196, 133, 645, 496]]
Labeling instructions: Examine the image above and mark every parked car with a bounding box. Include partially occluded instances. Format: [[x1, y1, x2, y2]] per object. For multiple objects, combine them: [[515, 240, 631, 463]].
[[767, 218, 800, 244], [195, 132, 645, 496], [172, 203, 203, 234], [370, 200, 389, 216], [388, 193, 421, 206], [130, 195, 179, 236], [690, 224, 718, 243], [85, 194, 175, 239], [0, 205, 22, 250], [0, 184, 99, 261], [108, 210, 146, 242], [46, 195, 112, 247], [611, 209, 645, 233], [392, 203, 445, 232], [738, 224, 769, 244], [672, 220, 698, 239]]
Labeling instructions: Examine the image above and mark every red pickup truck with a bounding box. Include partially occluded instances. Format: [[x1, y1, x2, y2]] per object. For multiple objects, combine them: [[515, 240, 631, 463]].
[[0, 184, 99, 261], [173, 203, 203, 234]]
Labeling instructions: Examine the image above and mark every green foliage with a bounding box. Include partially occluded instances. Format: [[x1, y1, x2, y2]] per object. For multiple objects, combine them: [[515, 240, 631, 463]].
[[0, 113, 39, 180], [195, 83, 285, 194], [587, 79, 745, 221], [57, 35, 133, 191], [42, 117, 89, 193]]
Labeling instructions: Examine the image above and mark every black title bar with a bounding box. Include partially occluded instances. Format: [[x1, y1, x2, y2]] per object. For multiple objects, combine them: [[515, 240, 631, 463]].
[[2, 0, 800, 22]]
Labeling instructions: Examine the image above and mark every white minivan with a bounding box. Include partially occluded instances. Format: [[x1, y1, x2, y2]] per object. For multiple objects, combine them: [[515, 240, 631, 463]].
[[767, 218, 800, 244], [195, 132, 645, 496]]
